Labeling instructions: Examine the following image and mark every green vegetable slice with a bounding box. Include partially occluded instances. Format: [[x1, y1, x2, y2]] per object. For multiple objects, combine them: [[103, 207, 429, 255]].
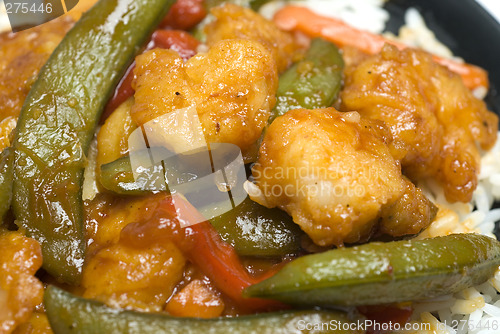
[[99, 146, 226, 196], [99, 147, 179, 196], [12, 0, 175, 284], [44, 285, 362, 334], [0, 147, 13, 222], [101, 151, 303, 257], [244, 234, 500, 306], [209, 197, 303, 257], [269, 38, 344, 123]]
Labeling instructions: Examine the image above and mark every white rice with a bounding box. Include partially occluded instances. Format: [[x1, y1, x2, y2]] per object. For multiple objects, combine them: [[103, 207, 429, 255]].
[[402, 138, 500, 333], [260, 0, 389, 34], [260, 1, 489, 101], [383, 7, 457, 60], [384, 5, 500, 334], [368, 4, 500, 334]]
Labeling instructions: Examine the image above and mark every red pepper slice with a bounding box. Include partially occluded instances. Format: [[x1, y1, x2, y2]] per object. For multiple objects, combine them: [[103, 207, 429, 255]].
[[160, 0, 206, 31], [119, 194, 286, 312]]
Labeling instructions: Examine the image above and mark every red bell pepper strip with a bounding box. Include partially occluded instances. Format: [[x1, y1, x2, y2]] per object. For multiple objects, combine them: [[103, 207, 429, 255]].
[[160, 0, 206, 30], [119, 193, 286, 312]]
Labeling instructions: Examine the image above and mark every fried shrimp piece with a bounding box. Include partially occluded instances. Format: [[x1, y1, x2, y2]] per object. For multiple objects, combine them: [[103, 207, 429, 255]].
[[131, 39, 278, 154], [340, 45, 370, 70], [82, 195, 186, 312], [165, 279, 225, 318], [82, 242, 185, 312], [379, 177, 438, 237], [0, 231, 44, 334], [341, 44, 498, 203], [249, 108, 436, 247], [204, 3, 300, 73], [11, 312, 52, 334], [0, 17, 73, 152]]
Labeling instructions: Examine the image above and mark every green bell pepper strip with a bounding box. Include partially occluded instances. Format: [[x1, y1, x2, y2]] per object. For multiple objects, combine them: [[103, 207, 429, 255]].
[[101, 153, 303, 257], [45, 285, 363, 334], [12, 0, 175, 284], [247, 38, 344, 159], [99, 152, 148, 195], [99, 146, 229, 196], [99, 147, 191, 196], [99, 34, 343, 260], [268, 38, 344, 123], [209, 197, 303, 257], [248, 0, 279, 11], [244, 233, 500, 306], [0, 148, 13, 222]]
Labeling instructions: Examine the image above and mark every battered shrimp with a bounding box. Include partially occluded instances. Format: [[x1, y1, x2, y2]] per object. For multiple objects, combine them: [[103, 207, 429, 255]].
[[250, 108, 436, 247], [341, 44, 498, 203], [131, 39, 278, 155], [83, 195, 186, 312], [0, 231, 44, 334], [204, 3, 300, 73]]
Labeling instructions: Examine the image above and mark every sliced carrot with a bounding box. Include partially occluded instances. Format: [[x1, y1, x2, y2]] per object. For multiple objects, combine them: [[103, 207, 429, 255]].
[[273, 6, 489, 90]]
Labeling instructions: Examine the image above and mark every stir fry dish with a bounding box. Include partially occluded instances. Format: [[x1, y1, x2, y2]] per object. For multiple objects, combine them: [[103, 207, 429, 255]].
[[1, 0, 500, 333]]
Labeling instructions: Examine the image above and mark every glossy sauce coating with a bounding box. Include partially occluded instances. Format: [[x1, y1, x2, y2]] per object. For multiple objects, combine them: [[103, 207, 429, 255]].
[[45, 286, 362, 334], [12, 0, 175, 283], [245, 234, 500, 306], [341, 44, 498, 203], [1, 1, 499, 330], [131, 39, 278, 154], [83, 194, 186, 312], [0, 17, 73, 153], [204, 3, 300, 73], [251, 107, 435, 246], [0, 231, 43, 333]]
